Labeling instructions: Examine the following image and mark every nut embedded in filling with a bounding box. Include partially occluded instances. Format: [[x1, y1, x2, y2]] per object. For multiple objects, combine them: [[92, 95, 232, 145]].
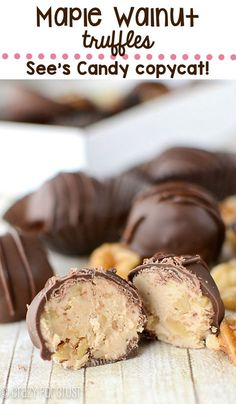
[[39, 277, 144, 369], [132, 268, 215, 349]]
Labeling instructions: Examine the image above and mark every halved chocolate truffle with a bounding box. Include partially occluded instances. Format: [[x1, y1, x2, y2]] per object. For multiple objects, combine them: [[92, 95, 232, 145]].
[[0, 231, 54, 323], [132, 146, 236, 201], [122, 181, 225, 265], [129, 253, 225, 349], [26, 268, 146, 370], [4, 171, 148, 256]]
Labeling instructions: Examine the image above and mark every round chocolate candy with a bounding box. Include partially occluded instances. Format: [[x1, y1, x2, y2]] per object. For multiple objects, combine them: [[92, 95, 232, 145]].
[[26, 268, 146, 370], [4, 171, 148, 256], [129, 253, 225, 349], [122, 181, 225, 265], [132, 146, 236, 201], [119, 82, 169, 111], [0, 231, 54, 323]]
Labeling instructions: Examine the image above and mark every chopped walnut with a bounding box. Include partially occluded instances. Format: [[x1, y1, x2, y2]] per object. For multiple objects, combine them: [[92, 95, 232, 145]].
[[206, 317, 236, 366], [211, 261, 236, 311], [89, 243, 141, 279]]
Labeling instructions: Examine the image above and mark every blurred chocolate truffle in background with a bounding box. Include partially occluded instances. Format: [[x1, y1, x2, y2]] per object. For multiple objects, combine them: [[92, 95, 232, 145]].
[[106, 82, 169, 115], [4, 171, 149, 256], [0, 82, 170, 127], [0, 231, 54, 323], [52, 93, 105, 128], [26, 268, 146, 370], [122, 181, 225, 265], [125, 82, 169, 105], [132, 147, 236, 201], [128, 253, 225, 349], [0, 86, 71, 124], [0, 86, 104, 128]]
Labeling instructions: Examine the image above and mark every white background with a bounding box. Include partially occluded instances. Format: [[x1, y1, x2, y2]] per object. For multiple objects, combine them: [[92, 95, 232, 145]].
[[0, 0, 235, 78]]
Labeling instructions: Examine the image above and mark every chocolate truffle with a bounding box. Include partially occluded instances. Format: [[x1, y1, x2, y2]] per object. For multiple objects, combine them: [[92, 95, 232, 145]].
[[4, 171, 148, 256], [133, 147, 236, 201], [26, 268, 146, 370], [122, 181, 225, 265], [0, 231, 54, 323], [125, 82, 169, 106], [129, 253, 225, 348], [52, 94, 105, 128], [0, 86, 71, 124]]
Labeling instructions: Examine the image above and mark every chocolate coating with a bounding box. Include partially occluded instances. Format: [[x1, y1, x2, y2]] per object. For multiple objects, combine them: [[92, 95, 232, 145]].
[[0, 231, 54, 323], [132, 147, 236, 201], [4, 171, 149, 256], [128, 253, 225, 342], [26, 268, 146, 368], [122, 181, 225, 265]]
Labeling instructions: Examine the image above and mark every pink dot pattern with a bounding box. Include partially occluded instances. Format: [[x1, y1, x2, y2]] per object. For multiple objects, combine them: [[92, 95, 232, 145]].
[[1, 53, 236, 61]]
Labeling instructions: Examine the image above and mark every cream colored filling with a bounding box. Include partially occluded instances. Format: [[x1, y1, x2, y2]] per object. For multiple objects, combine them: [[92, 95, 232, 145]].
[[133, 270, 214, 349], [40, 278, 143, 369]]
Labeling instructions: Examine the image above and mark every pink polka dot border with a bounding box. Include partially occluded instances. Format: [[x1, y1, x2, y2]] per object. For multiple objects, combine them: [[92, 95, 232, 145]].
[[0, 53, 236, 61]]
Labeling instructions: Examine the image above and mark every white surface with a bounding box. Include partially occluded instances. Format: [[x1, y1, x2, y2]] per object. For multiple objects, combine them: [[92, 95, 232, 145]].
[[0, 124, 86, 196], [1, 320, 236, 404]]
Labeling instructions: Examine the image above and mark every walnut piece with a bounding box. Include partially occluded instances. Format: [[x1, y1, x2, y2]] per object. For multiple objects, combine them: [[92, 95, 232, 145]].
[[206, 317, 236, 366], [89, 243, 141, 279], [211, 261, 236, 310], [220, 196, 236, 251]]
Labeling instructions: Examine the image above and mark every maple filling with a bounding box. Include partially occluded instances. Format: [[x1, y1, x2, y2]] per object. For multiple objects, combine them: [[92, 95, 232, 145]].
[[40, 278, 144, 370], [133, 268, 215, 349]]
